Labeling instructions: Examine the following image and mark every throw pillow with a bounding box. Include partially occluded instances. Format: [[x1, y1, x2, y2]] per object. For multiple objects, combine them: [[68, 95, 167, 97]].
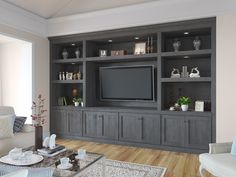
[[13, 116, 27, 133], [0, 116, 14, 139], [231, 136, 236, 156], [2, 169, 28, 177]]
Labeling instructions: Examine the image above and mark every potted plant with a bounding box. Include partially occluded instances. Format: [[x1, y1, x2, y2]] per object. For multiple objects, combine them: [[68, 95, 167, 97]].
[[177, 96, 191, 111], [73, 97, 82, 107]]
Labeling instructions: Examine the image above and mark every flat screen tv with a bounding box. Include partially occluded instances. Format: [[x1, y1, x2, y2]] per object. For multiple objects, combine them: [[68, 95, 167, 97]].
[[100, 65, 155, 101]]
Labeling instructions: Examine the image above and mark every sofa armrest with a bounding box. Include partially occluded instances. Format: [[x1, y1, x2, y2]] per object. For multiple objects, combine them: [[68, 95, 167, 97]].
[[209, 142, 232, 154]]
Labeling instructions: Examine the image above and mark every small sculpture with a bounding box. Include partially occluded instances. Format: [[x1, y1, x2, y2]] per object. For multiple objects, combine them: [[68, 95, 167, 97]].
[[193, 36, 201, 50], [62, 49, 68, 59], [43, 137, 50, 148], [49, 134, 56, 149], [171, 68, 180, 78], [189, 67, 200, 78], [75, 48, 80, 58], [173, 38, 181, 52], [77, 71, 82, 80]]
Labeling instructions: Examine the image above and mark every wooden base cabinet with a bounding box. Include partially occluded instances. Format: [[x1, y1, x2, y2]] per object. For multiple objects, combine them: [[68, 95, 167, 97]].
[[162, 115, 211, 149], [119, 113, 160, 145], [83, 111, 118, 140], [51, 109, 83, 136]]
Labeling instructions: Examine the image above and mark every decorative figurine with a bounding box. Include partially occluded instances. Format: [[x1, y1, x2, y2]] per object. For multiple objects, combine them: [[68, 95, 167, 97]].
[[49, 134, 56, 149], [59, 72, 62, 80], [99, 50, 107, 57], [181, 66, 189, 78], [62, 72, 65, 80], [75, 48, 80, 58], [73, 73, 77, 80], [189, 67, 200, 78], [173, 38, 181, 52], [77, 71, 82, 80], [62, 49, 68, 59], [171, 68, 180, 78], [169, 106, 175, 111], [193, 36, 201, 50]]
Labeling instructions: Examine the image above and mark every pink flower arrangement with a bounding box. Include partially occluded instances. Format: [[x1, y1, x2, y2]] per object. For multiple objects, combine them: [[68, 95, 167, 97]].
[[31, 94, 47, 127]]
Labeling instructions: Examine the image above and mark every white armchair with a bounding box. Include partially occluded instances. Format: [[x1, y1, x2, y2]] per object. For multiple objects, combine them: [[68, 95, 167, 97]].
[[199, 142, 236, 177]]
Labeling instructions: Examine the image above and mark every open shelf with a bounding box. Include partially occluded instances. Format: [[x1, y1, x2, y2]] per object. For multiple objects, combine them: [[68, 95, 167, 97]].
[[161, 77, 211, 83], [52, 58, 85, 64], [85, 53, 158, 62], [52, 80, 84, 84], [161, 49, 212, 57]]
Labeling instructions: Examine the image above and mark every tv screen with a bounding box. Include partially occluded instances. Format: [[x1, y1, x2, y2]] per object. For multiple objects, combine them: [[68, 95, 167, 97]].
[[100, 65, 154, 101]]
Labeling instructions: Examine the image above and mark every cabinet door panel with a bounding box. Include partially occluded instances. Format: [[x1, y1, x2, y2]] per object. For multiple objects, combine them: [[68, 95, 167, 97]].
[[142, 114, 161, 145], [162, 115, 185, 147], [185, 116, 211, 149], [102, 112, 118, 140], [83, 111, 102, 138], [119, 113, 142, 142], [68, 111, 82, 136], [53, 109, 68, 134]]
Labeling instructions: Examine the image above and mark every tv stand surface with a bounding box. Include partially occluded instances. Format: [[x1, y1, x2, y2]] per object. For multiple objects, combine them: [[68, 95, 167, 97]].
[[49, 17, 216, 153]]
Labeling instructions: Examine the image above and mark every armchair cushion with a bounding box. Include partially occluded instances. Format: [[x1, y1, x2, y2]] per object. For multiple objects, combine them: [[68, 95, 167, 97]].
[[209, 142, 232, 154], [0, 115, 14, 139], [13, 117, 26, 133], [199, 153, 236, 177]]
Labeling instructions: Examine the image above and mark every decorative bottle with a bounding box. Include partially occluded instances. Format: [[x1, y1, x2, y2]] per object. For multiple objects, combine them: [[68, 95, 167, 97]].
[[173, 38, 181, 52], [62, 48, 68, 59], [193, 36, 201, 50], [75, 48, 80, 58]]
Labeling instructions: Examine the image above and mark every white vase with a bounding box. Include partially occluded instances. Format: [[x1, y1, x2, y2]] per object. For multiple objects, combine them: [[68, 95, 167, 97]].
[[181, 104, 189, 111], [74, 102, 79, 107]]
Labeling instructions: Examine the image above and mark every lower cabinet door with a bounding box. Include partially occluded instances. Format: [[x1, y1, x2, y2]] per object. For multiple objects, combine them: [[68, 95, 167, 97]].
[[101, 112, 118, 140], [185, 116, 211, 149], [162, 115, 185, 147], [68, 110, 83, 136], [52, 109, 68, 134], [119, 113, 143, 142], [83, 111, 102, 138]]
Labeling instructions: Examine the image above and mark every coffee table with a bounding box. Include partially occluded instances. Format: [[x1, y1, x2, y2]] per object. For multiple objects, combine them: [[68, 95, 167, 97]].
[[0, 146, 106, 177]]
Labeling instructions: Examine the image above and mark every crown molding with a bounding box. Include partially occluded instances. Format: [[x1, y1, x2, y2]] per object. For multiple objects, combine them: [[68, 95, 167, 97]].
[[0, 1, 47, 37], [47, 0, 236, 37]]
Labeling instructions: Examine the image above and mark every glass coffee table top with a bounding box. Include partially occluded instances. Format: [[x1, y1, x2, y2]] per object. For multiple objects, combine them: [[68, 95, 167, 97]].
[[22, 146, 105, 177]]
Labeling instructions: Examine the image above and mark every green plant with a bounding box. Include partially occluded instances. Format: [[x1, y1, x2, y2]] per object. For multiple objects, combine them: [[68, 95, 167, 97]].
[[73, 97, 82, 103], [177, 96, 191, 105]]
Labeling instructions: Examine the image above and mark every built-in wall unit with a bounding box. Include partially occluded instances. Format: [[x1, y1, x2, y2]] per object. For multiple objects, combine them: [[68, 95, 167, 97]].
[[49, 18, 216, 153]]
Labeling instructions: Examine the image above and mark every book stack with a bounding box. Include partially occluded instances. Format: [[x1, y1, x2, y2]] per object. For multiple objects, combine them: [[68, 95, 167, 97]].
[[37, 145, 66, 157]]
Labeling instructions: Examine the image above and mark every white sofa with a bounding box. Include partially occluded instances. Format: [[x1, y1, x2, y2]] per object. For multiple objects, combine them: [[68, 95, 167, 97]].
[[0, 107, 34, 156], [199, 142, 236, 177]]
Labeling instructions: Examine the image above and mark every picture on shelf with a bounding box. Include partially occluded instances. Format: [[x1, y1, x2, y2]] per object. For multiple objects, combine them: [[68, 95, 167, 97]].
[[195, 101, 204, 112], [134, 42, 146, 55]]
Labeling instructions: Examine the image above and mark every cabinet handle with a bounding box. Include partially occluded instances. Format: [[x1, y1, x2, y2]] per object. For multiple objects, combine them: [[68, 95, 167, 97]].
[[141, 117, 144, 140], [120, 116, 123, 138], [102, 116, 104, 136]]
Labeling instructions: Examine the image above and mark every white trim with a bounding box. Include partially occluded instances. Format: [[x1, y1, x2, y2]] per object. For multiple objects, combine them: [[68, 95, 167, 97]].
[[0, 1, 47, 37], [47, 0, 236, 37]]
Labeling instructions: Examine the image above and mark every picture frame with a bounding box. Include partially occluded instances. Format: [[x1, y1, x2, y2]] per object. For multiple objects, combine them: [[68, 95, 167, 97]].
[[195, 101, 204, 112], [66, 72, 73, 80], [134, 42, 146, 55]]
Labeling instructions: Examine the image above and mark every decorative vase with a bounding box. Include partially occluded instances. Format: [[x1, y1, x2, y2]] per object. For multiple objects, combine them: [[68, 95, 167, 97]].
[[35, 126, 43, 150], [193, 36, 201, 50], [173, 38, 181, 52], [74, 102, 79, 107], [62, 49, 68, 59], [181, 105, 189, 111], [75, 48, 80, 58]]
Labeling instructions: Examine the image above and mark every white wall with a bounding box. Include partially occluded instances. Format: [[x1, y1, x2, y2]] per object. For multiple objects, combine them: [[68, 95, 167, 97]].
[[0, 41, 32, 123], [216, 13, 236, 142], [0, 24, 49, 136]]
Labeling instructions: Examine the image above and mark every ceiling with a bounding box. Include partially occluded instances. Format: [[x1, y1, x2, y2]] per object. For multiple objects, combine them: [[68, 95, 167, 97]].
[[3, 0, 158, 19]]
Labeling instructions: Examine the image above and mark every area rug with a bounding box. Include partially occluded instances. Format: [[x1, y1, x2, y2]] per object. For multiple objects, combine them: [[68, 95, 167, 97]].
[[78, 159, 166, 177]]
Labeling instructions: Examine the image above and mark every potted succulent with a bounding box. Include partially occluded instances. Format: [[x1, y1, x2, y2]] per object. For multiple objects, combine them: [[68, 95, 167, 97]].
[[177, 96, 191, 111], [73, 97, 82, 107]]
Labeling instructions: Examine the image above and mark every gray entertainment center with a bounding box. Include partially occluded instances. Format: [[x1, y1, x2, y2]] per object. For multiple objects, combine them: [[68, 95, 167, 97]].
[[49, 18, 216, 153]]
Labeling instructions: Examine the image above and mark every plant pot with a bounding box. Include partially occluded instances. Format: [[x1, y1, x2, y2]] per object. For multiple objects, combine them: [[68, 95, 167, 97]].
[[35, 126, 43, 150], [181, 105, 189, 111], [74, 102, 79, 107]]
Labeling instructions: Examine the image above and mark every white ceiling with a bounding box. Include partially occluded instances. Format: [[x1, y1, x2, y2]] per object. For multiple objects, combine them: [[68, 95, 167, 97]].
[[3, 0, 158, 19]]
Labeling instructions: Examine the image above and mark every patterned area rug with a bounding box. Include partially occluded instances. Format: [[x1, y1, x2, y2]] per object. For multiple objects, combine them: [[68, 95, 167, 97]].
[[78, 159, 166, 177]]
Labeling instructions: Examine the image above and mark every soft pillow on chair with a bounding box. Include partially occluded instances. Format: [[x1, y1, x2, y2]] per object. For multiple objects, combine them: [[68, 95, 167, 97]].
[[231, 137, 236, 156], [0, 115, 14, 139], [13, 117, 27, 133], [2, 169, 28, 177]]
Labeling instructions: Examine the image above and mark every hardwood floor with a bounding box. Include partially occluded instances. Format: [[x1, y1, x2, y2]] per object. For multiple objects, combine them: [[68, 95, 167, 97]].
[[57, 139, 214, 177]]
